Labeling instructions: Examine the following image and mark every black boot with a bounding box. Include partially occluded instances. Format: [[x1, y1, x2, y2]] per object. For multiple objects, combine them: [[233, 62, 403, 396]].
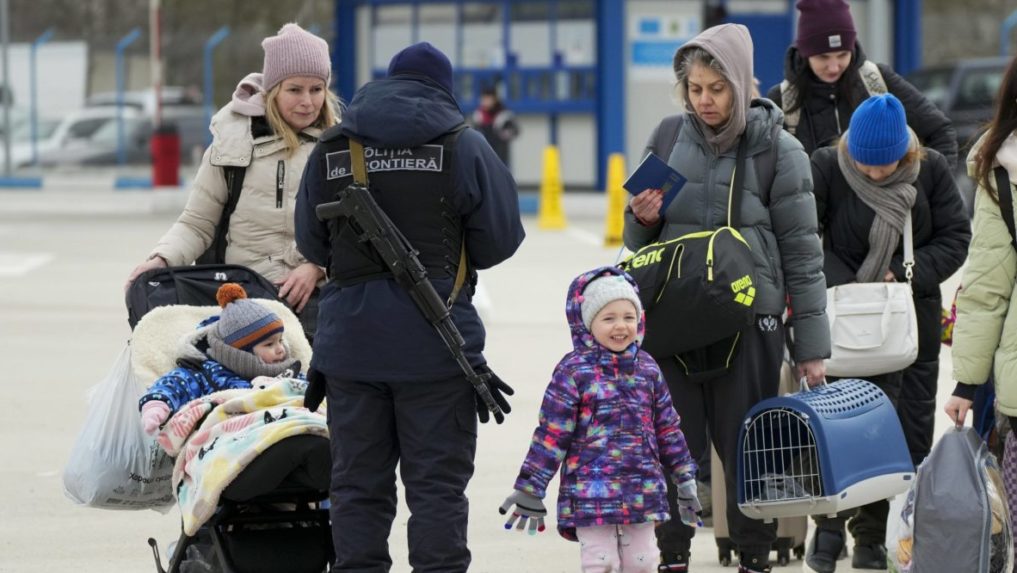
[[738, 553, 771, 573], [658, 551, 689, 572], [852, 543, 887, 570], [805, 529, 845, 573]]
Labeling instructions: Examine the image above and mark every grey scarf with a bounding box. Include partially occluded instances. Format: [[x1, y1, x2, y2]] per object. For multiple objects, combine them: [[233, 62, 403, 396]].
[[837, 128, 919, 283]]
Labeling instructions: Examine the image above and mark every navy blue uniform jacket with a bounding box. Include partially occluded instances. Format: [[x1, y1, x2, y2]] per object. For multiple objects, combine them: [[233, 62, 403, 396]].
[[295, 76, 524, 382]]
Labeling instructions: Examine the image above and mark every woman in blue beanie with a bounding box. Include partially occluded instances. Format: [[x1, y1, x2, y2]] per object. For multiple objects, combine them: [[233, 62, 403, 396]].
[[806, 93, 970, 571]]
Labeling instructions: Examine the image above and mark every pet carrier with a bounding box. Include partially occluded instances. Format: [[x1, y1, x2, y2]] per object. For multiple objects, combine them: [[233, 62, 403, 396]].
[[714, 361, 807, 567], [737, 379, 914, 521]]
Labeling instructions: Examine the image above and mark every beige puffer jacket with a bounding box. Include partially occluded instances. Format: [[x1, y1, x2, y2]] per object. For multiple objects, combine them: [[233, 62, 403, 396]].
[[952, 133, 1017, 415], [150, 73, 321, 284]]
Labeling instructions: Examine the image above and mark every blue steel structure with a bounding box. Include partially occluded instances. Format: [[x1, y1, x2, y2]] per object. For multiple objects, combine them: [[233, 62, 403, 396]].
[[29, 27, 54, 166], [115, 27, 142, 166], [203, 26, 231, 146], [334, 0, 923, 189]]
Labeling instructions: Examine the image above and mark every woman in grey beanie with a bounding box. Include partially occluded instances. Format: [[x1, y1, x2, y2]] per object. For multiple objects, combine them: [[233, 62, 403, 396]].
[[126, 23, 340, 340]]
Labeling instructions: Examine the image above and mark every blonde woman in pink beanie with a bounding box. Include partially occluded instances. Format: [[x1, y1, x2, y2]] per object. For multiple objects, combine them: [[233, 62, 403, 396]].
[[126, 23, 340, 340]]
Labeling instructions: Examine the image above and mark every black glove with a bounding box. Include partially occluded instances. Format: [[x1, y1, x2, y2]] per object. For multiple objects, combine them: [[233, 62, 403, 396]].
[[304, 368, 327, 412], [475, 364, 514, 424]]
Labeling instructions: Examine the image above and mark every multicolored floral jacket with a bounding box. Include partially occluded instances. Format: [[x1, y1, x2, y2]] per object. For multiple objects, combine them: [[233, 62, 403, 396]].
[[514, 266, 697, 540]]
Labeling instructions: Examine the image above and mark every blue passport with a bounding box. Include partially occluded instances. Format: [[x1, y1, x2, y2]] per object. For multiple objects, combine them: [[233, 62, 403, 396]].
[[623, 153, 687, 216]]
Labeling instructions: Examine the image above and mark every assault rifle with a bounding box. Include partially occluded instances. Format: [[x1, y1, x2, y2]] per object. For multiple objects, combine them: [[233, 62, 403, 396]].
[[315, 183, 503, 420]]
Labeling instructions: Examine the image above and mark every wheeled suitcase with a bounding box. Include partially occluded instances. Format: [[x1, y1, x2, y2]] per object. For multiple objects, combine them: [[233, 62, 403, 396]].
[[712, 361, 807, 566]]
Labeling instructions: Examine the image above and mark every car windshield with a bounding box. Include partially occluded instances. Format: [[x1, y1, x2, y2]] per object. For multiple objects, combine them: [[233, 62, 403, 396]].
[[88, 117, 147, 146], [955, 67, 1004, 112], [907, 68, 952, 109]]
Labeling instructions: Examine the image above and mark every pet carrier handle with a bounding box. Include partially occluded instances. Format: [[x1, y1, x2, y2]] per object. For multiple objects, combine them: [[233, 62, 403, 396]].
[[828, 283, 897, 350], [799, 377, 829, 392]]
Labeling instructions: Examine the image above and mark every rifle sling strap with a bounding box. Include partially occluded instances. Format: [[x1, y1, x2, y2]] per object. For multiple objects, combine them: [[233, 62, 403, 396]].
[[349, 139, 468, 308]]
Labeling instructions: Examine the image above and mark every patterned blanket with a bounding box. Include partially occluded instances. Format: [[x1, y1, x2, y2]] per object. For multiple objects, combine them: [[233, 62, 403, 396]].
[[157, 377, 328, 535]]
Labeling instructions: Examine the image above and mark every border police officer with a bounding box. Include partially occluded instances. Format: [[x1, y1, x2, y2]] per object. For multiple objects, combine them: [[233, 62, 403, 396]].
[[295, 42, 525, 571]]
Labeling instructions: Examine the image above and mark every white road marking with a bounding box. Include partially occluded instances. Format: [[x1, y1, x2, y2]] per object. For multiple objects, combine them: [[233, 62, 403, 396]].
[[0, 253, 54, 277]]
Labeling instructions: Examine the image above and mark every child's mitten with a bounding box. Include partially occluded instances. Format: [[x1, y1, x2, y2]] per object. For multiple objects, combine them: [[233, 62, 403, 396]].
[[141, 401, 171, 435], [498, 490, 547, 535], [676, 479, 704, 527]]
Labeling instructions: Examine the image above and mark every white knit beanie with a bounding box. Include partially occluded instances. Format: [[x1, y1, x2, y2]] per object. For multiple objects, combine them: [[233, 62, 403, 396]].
[[262, 23, 331, 92], [581, 275, 643, 331]]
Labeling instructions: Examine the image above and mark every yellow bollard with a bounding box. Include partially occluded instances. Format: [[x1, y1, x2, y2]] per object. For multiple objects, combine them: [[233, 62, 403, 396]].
[[538, 145, 567, 230], [603, 153, 626, 247]]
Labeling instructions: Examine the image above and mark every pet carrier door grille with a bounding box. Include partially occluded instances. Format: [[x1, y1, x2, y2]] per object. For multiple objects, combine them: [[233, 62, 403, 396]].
[[741, 408, 822, 504]]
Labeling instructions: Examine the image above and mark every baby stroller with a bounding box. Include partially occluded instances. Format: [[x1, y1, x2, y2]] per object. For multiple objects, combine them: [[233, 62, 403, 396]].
[[127, 266, 333, 573]]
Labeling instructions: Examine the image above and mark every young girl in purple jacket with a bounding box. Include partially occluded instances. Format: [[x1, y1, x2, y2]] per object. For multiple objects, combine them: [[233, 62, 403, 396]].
[[499, 266, 702, 572]]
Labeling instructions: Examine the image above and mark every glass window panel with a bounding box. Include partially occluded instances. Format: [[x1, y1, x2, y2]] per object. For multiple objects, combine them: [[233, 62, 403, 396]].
[[558, 1, 594, 20], [557, 20, 595, 66], [462, 2, 503, 68], [373, 6, 413, 69], [419, 4, 458, 66]]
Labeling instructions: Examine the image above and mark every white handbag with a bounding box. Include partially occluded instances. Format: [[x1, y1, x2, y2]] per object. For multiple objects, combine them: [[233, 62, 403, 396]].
[[824, 214, 919, 377]]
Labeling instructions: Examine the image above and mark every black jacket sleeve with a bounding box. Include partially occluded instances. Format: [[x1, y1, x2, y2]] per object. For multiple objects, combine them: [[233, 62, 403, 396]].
[[881, 64, 958, 170], [888, 150, 971, 295]]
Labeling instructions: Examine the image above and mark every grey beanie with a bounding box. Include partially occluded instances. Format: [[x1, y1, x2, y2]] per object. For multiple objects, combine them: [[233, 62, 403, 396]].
[[581, 275, 643, 331]]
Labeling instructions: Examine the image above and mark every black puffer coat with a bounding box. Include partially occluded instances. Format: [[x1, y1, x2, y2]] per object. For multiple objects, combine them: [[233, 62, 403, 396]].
[[767, 44, 958, 169], [811, 145, 970, 364]]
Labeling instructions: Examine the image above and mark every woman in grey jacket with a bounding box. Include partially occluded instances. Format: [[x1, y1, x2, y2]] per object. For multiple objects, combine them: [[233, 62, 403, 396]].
[[623, 24, 830, 573]]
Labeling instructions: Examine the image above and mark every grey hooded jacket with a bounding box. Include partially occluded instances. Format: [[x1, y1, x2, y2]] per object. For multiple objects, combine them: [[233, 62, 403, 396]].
[[623, 98, 830, 362]]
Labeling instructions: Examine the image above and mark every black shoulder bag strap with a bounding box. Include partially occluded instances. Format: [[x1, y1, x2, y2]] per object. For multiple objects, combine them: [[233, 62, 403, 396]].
[[995, 166, 1017, 251], [348, 138, 469, 307], [727, 136, 749, 228], [196, 165, 247, 264]]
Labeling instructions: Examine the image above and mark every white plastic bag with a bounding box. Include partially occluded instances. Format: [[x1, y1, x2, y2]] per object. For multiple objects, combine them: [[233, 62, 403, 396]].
[[62, 344, 174, 511], [886, 492, 915, 572]]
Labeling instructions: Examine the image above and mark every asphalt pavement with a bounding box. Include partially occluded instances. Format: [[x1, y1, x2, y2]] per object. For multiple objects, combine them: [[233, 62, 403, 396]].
[[0, 189, 963, 572]]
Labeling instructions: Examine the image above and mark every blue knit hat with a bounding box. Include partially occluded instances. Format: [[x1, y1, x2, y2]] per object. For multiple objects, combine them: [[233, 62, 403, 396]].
[[387, 42, 454, 94], [848, 94, 910, 166]]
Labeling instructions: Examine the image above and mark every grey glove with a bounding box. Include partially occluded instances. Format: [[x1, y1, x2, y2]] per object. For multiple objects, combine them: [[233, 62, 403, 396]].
[[498, 490, 547, 535], [676, 479, 704, 527]]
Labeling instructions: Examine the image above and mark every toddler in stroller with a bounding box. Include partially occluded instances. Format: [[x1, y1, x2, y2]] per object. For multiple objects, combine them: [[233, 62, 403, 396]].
[[131, 282, 333, 573]]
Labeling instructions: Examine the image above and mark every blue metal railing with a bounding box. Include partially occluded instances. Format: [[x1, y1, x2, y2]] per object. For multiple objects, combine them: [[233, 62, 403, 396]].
[[29, 27, 54, 166], [203, 26, 231, 145], [115, 27, 141, 165]]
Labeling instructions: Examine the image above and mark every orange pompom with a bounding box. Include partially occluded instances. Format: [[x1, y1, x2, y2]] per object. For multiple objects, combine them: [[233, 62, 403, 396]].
[[215, 283, 248, 308]]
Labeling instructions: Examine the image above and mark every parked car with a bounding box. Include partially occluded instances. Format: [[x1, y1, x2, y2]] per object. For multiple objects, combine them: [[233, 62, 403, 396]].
[[37, 106, 208, 168], [906, 56, 1009, 215], [86, 87, 202, 116], [5, 106, 130, 168]]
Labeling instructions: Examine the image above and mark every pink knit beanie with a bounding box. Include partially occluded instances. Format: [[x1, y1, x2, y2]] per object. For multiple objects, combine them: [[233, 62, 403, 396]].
[[261, 23, 331, 92]]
